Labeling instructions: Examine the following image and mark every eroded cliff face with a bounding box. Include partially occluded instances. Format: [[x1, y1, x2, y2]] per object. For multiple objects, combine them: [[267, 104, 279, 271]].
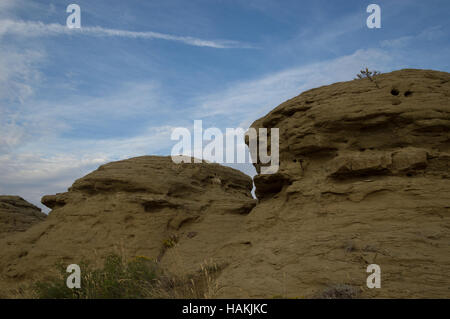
[[213, 69, 450, 298], [0, 156, 256, 295], [0, 196, 46, 239], [0, 69, 448, 298]]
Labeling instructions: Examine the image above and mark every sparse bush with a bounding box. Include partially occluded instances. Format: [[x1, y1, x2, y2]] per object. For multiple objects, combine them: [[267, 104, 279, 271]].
[[318, 284, 361, 299], [32, 253, 221, 299], [355, 67, 381, 88], [356, 67, 381, 80], [163, 235, 178, 249], [153, 259, 222, 299], [33, 254, 159, 299]]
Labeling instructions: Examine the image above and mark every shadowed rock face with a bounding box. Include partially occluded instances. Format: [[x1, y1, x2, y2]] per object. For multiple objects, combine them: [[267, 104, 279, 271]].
[[0, 196, 46, 239], [0, 156, 256, 294], [212, 69, 449, 298]]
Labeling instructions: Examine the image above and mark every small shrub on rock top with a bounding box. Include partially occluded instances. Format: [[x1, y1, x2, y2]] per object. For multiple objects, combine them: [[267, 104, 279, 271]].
[[355, 67, 381, 88]]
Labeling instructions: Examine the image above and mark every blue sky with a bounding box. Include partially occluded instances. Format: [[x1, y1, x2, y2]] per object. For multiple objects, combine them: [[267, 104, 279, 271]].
[[1, 0, 449, 211]]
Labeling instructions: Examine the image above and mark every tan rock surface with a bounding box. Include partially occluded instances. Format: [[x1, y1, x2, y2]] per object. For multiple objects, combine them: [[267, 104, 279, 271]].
[[213, 69, 450, 298], [0, 156, 256, 295], [0, 196, 46, 239], [0, 69, 449, 298]]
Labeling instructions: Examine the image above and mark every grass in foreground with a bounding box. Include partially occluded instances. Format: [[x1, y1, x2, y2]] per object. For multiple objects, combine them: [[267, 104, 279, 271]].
[[34, 254, 159, 299], [32, 254, 220, 299]]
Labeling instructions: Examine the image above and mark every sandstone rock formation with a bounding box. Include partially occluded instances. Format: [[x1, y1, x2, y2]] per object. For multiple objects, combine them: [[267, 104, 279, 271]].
[[0, 196, 46, 239], [0, 156, 256, 296], [0, 69, 448, 298], [213, 69, 450, 298]]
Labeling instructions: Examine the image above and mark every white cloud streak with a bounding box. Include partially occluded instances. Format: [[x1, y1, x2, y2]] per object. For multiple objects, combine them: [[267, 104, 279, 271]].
[[195, 48, 394, 128], [0, 19, 250, 48], [380, 25, 446, 49]]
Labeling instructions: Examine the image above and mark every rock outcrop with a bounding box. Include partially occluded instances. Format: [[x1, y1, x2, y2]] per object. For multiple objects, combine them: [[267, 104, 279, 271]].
[[213, 69, 450, 298], [0, 69, 448, 298], [0, 156, 256, 295], [0, 196, 46, 239]]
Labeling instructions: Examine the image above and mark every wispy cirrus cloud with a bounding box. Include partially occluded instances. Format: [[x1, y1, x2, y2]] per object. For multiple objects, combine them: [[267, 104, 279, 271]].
[[380, 25, 447, 49], [0, 0, 26, 12], [0, 45, 44, 103], [0, 124, 176, 212], [0, 152, 109, 212], [195, 48, 394, 128], [0, 19, 252, 49]]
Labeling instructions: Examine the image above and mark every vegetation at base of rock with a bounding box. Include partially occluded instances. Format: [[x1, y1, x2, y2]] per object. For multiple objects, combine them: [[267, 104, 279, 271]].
[[318, 284, 361, 299], [32, 253, 222, 299], [33, 254, 158, 299]]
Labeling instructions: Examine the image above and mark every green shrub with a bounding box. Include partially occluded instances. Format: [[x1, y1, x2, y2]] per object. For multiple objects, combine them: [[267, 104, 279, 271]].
[[33, 254, 158, 299]]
